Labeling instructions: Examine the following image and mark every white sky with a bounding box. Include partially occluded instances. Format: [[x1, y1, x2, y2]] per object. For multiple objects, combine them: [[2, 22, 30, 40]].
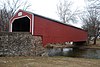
[[28, 0, 86, 28]]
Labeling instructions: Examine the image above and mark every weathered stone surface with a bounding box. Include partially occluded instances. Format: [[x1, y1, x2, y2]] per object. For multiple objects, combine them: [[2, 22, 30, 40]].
[[0, 32, 45, 56]]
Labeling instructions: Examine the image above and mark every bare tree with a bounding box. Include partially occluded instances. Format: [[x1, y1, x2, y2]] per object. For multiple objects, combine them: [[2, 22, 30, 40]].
[[81, 0, 100, 44], [57, 0, 78, 23], [0, 0, 31, 31]]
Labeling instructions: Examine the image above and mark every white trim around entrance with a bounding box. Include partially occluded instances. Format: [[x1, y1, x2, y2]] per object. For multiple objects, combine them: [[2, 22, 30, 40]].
[[32, 14, 34, 35], [10, 15, 32, 33]]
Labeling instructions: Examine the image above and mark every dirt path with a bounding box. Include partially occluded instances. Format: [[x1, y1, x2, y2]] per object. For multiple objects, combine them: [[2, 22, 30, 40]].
[[0, 57, 100, 67]]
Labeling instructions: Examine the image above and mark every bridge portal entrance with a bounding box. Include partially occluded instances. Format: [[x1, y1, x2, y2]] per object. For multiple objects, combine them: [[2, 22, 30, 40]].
[[12, 17, 30, 32]]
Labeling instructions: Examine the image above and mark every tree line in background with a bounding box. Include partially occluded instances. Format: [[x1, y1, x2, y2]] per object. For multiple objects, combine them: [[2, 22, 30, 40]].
[[0, 0, 31, 31], [57, 0, 100, 45], [81, 0, 100, 44], [0, 0, 100, 45]]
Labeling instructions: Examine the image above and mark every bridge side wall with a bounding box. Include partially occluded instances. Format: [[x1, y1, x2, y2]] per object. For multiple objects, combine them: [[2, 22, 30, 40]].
[[34, 15, 88, 47]]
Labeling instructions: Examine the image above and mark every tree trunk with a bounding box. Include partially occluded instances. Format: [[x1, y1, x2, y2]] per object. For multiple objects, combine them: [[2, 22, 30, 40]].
[[93, 36, 97, 45], [87, 37, 91, 44]]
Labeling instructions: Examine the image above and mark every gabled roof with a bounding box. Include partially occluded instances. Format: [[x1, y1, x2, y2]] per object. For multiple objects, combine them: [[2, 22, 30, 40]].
[[18, 9, 87, 32]]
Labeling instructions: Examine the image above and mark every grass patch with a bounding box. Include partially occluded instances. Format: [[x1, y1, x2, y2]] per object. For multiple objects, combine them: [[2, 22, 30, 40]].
[[0, 56, 100, 67]]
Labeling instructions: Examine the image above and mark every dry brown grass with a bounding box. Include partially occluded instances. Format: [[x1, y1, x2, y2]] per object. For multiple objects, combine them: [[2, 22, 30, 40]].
[[0, 56, 100, 67]]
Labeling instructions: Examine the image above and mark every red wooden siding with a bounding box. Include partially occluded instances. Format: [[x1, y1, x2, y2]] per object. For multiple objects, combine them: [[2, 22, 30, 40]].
[[34, 15, 87, 47]]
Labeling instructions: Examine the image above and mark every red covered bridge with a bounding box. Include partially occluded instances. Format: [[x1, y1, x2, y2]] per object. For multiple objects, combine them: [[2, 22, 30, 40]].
[[9, 10, 87, 47]]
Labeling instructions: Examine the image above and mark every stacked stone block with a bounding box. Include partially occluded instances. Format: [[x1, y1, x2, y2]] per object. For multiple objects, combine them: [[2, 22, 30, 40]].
[[0, 32, 45, 56]]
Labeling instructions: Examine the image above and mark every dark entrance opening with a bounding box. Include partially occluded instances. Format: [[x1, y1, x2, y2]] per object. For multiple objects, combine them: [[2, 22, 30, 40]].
[[12, 17, 30, 32]]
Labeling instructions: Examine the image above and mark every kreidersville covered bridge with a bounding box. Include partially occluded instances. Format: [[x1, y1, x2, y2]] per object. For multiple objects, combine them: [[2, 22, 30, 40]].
[[10, 10, 87, 47], [0, 10, 88, 56]]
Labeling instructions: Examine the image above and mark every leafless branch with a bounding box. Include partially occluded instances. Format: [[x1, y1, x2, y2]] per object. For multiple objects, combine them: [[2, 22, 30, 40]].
[[57, 0, 78, 23], [0, 0, 31, 31], [81, 0, 100, 44]]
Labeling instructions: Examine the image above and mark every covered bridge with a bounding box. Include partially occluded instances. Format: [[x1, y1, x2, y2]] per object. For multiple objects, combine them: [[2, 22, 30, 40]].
[[9, 10, 87, 47]]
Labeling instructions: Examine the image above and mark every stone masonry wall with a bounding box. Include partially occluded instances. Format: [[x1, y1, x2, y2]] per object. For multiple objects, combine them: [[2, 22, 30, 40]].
[[0, 32, 45, 56]]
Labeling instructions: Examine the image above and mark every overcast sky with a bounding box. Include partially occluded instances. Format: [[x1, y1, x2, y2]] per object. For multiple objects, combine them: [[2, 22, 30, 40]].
[[28, 0, 86, 28]]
